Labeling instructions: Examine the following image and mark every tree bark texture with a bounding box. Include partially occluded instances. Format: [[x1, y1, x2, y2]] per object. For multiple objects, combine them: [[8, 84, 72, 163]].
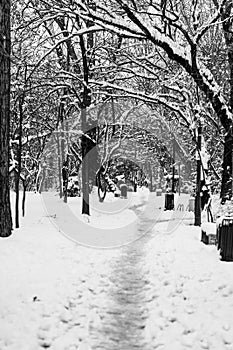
[[194, 126, 202, 226], [220, 131, 233, 201], [220, 1, 233, 199], [80, 32, 90, 216], [81, 107, 90, 215], [15, 97, 23, 228], [0, 0, 12, 237]]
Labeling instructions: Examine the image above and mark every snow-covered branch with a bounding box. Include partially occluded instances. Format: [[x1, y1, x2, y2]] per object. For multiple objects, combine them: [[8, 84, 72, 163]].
[[76, 0, 232, 131]]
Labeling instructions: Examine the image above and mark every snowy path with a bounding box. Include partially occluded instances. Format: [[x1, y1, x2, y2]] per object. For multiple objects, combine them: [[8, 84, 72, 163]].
[[1, 193, 233, 349]]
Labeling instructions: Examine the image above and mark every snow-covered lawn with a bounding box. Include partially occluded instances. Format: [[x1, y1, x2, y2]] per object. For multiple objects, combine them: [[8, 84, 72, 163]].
[[1, 190, 233, 349], [144, 226, 233, 349]]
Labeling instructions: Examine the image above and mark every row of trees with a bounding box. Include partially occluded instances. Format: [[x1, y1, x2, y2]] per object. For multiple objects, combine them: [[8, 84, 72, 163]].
[[1, 0, 233, 236]]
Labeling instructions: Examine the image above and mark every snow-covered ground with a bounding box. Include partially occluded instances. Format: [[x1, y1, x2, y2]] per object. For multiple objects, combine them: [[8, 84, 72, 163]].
[[1, 190, 233, 349]]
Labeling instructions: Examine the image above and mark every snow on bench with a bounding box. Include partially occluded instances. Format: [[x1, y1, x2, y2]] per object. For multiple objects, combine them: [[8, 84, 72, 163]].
[[201, 222, 216, 236], [201, 222, 217, 245]]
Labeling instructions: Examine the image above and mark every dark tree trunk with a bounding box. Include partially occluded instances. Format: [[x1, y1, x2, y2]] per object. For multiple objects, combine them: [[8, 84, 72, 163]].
[[62, 156, 69, 204], [59, 90, 69, 203], [15, 173, 20, 227], [220, 1, 233, 200], [56, 134, 63, 198], [15, 97, 23, 228], [59, 98, 65, 176], [171, 138, 175, 193], [79, 31, 91, 216], [149, 162, 153, 192], [22, 181, 27, 217], [220, 131, 233, 201], [81, 107, 90, 215], [0, 0, 12, 237], [195, 126, 202, 226]]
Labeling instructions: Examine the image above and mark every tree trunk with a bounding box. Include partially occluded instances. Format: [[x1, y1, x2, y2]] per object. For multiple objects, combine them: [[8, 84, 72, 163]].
[[194, 126, 202, 226], [22, 181, 27, 217], [148, 162, 153, 192], [62, 156, 68, 204], [15, 174, 20, 227], [81, 107, 90, 215], [79, 31, 91, 215], [56, 133, 63, 198], [220, 1, 233, 200], [0, 0, 12, 237], [220, 131, 233, 201], [38, 166, 46, 194], [171, 138, 175, 193], [15, 97, 23, 228]]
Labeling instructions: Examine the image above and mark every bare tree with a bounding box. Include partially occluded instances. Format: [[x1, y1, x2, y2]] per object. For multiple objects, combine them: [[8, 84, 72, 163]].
[[0, 0, 12, 237], [76, 0, 233, 200]]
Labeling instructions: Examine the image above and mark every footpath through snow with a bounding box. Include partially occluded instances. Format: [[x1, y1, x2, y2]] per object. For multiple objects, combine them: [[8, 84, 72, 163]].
[[0, 191, 233, 350]]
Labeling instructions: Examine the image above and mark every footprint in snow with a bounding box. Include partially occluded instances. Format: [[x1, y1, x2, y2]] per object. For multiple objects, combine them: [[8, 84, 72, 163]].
[[221, 326, 233, 345], [163, 280, 170, 286], [59, 308, 72, 323], [222, 332, 233, 345], [223, 324, 231, 331], [37, 329, 52, 349], [221, 285, 233, 297], [38, 339, 52, 348], [181, 332, 197, 348], [37, 316, 61, 348], [199, 339, 210, 349], [217, 283, 227, 290], [185, 305, 195, 315]]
